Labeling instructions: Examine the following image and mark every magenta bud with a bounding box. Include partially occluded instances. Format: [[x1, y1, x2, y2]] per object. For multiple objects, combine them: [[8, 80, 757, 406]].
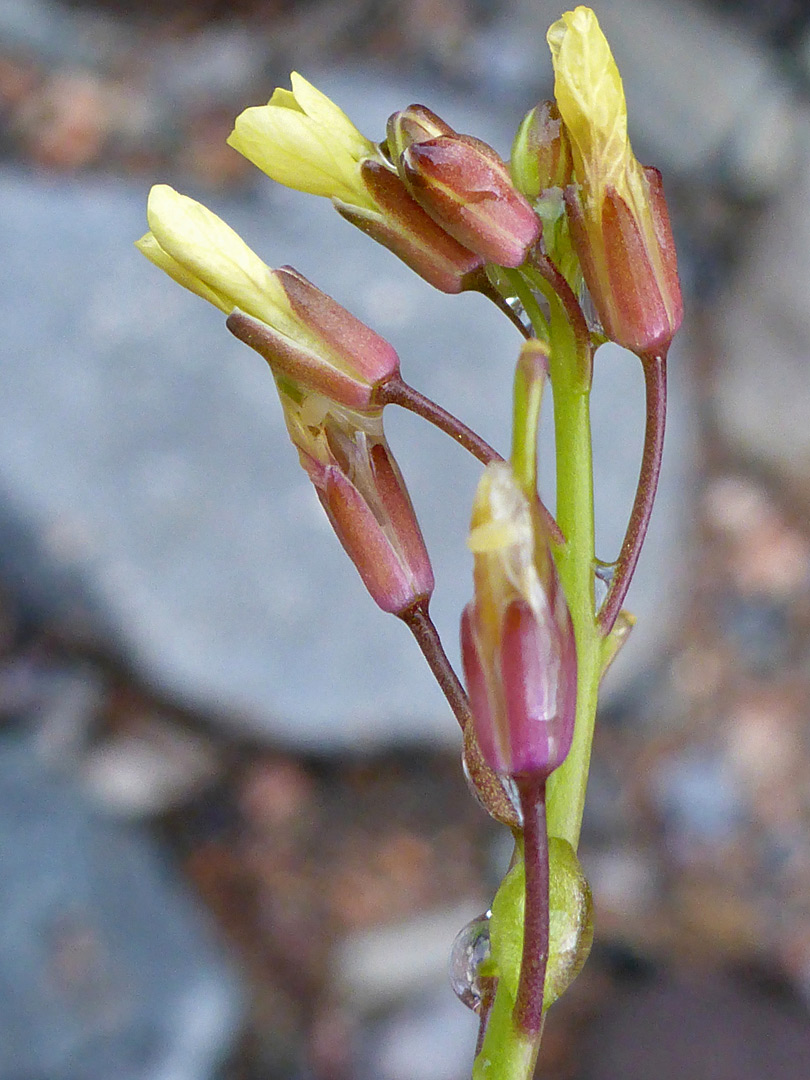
[[499, 598, 576, 775], [226, 268, 399, 411], [386, 105, 541, 267], [461, 463, 577, 779], [565, 166, 683, 358], [336, 159, 485, 294]]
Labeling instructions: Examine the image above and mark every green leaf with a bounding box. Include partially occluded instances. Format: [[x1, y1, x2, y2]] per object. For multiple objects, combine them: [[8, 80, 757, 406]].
[[489, 835, 593, 1010]]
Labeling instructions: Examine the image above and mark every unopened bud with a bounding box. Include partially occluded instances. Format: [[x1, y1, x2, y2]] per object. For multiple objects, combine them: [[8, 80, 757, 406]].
[[461, 463, 576, 778], [511, 101, 573, 201], [386, 104, 454, 158], [386, 105, 541, 268], [336, 160, 485, 294], [278, 381, 434, 615]]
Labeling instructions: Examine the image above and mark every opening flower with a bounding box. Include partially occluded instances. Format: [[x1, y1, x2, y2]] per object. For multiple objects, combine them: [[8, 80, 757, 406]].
[[137, 183, 289, 324], [548, 6, 682, 357], [138, 185, 399, 410], [228, 77, 486, 293]]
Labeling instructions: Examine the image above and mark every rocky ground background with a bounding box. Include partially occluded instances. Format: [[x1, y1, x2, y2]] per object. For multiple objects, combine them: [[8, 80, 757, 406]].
[[2, 0, 810, 1077]]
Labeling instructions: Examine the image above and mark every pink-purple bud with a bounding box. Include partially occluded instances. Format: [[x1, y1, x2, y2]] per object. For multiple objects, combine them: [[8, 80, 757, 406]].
[[226, 267, 400, 411], [279, 383, 434, 616], [386, 105, 541, 268], [461, 463, 576, 778], [386, 103, 455, 147], [565, 165, 683, 358]]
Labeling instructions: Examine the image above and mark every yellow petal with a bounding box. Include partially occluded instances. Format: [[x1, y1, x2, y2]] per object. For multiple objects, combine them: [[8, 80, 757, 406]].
[[228, 74, 377, 207], [289, 72, 374, 161], [144, 185, 293, 329], [467, 518, 521, 554], [547, 6, 630, 189], [135, 231, 232, 313], [267, 86, 303, 112], [228, 107, 366, 202]]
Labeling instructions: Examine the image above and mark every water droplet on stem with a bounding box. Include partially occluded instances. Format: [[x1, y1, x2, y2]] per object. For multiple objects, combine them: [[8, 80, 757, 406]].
[[449, 912, 492, 1013]]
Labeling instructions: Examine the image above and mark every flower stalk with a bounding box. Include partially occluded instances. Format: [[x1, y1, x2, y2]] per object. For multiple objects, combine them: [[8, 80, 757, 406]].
[[378, 377, 502, 467], [598, 351, 667, 633], [513, 777, 550, 1036]]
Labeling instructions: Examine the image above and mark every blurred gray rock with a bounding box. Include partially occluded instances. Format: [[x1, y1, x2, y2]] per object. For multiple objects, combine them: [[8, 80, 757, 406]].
[[335, 902, 485, 1010], [580, 968, 810, 1080], [0, 71, 697, 750], [651, 748, 745, 851], [0, 737, 242, 1080], [713, 120, 810, 494], [358, 984, 477, 1080], [0, 0, 89, 63]]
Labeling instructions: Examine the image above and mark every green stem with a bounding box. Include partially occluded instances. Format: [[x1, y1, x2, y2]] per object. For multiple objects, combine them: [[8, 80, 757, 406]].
[[475, 271, 533, 339], [471, 279, 599, 1080], [523, 256, 591, 387], [472, 977, 541, 1080], [502, 268, 550, 340], [543, 298, 601, 851], [510, 340, 549, 494]]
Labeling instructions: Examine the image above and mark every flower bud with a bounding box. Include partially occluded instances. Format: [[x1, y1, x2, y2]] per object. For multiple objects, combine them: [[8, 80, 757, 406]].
[[510, 101, 573, 201], [227, 266, 400, 411], [278, 381, 434, 615], [548, 6, 683, 357], [386, 105, 541, 267], [385, 104, 454, 155], [564, 166, 682, 358], [461, 463, 576, 778]]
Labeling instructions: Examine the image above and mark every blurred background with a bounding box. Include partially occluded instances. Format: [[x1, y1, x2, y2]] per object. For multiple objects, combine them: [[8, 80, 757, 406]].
[[2, 0, 810, 1077]]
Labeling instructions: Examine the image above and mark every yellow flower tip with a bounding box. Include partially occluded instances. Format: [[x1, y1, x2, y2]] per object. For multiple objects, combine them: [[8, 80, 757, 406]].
[[547, 6, 631, 189], [227, 73, 377, 207], [135, 227, 231, 313], [546, 11, 683, 355], [139, 184, 291, 326], [467, 518, 522, 555], [288, 72, 374, 160], [266, 86, 303, 113]]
